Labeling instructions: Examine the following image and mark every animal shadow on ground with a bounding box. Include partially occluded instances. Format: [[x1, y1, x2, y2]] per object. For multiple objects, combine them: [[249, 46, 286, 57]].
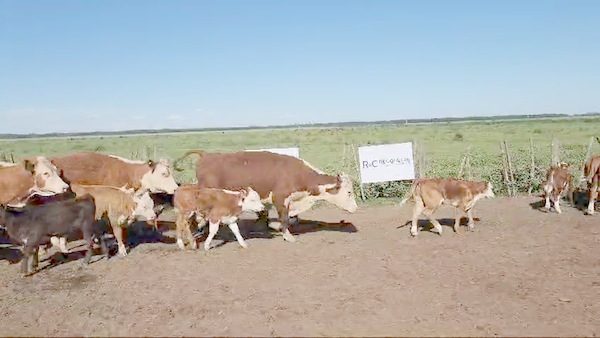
[[399, 217, 481, 234], [36, 247, 107, 275], [118, 221, 177, 254], [168, 216, 357, 250]]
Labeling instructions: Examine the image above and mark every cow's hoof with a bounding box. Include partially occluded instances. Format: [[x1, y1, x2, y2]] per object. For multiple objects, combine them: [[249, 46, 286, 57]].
[[410, 231, 418, 237], [239, 242, 249, 249], [283, 233, 297, 243], [203, 245, 211, 252], [176, 238, 186, 250]]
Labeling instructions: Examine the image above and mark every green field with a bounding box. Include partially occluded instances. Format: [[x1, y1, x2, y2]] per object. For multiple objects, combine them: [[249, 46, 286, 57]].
[[2, 117, 599, 200]]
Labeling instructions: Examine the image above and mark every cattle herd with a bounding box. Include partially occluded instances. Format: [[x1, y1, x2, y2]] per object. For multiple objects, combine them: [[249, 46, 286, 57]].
[[1, 149, 599, 277]]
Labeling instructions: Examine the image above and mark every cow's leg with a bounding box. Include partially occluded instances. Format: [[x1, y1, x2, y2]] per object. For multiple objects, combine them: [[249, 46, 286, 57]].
[[21, 245, 36, 276], [204, 220, 220, 251], [186, 218, 198, 250], [175, 213, 187, 250], [410, 199, 425, 236], [423, 208, 443, 235], [113, 225, 128, 256], [453, 208, 463, 233], [467, 209, 475, 231], [544, 189, 552, 211], [553, 192, 562, 214], [31, 246, 39, 271], [588, 180, 598, 215], [276, 203, 296, 243], [227, 222, 248, 249]]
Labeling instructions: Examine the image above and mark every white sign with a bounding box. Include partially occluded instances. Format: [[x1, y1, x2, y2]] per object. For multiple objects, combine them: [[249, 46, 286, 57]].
[[247, 147, 300, 158], [357, 142, 415, 184]]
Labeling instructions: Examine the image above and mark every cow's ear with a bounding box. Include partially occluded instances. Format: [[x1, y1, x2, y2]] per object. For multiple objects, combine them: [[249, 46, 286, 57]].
[[24, 159, 35, 174], [148, 160, 156, 171]]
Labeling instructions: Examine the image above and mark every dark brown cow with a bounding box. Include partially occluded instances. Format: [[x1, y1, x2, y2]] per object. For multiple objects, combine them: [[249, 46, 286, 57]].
[[0, 157, 69, 205], [177, 150, 358, 243], [542, 162, 571, 214], [583, 156, 600, 215], [174, 184, 264, 251], [399, 177, 494, 236]]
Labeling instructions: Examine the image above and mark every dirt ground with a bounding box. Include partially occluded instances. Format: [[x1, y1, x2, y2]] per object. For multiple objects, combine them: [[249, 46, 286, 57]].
[[0, 196, 598, 337]]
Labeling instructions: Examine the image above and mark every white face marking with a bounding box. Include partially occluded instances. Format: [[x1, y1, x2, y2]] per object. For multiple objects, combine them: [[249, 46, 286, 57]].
[[132, 191, 156, 221], [32, 157, 69, 194], [240, 188, 265, 213], [322, 175, 358, 213], [140, 159, 179, 194]]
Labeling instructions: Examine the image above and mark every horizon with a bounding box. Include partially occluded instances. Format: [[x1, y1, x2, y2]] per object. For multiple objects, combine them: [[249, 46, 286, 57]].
[[2, 0, 599, 134]]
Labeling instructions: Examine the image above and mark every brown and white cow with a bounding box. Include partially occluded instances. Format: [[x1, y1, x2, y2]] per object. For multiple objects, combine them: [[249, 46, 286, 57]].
[[177, 150, 358, 243], [0, 157, 69, 204], [542, 162, 571, 214], [174, 184, 264, 251], [50, 152, 179, 195], [399, 177, 494, 236], [67, 184, 156, 256], [583, 155, 600, 215]]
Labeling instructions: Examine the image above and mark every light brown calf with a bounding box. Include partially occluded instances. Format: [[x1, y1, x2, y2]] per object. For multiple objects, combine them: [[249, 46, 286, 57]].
[[399, 177, 495, 236], [174, 184, 264, 251], [583, 156, 600, 215], [66, 184, 156, 256], [542, 162, 571, 214]]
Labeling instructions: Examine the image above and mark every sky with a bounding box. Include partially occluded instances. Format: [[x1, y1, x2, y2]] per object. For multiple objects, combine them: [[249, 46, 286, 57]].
[[1, 0, 599, 134]]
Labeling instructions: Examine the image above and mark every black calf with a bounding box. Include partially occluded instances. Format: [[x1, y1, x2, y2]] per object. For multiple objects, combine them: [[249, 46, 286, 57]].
[[0, 194, 108, 276]]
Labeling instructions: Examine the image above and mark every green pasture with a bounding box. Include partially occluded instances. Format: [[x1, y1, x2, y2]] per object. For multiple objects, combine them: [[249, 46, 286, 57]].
[[2, 117, 599, 200]]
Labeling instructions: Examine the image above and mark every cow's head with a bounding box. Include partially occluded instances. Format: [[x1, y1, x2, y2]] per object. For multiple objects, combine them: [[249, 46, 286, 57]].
[[131, 190, 157, 221], [481, 182, 495, 199], [140, 159, 179, 194], [558, 162, 569, 170], [239, 187, 265, 213], [321, 174, 358, 213], [25, 157, 69, 195]]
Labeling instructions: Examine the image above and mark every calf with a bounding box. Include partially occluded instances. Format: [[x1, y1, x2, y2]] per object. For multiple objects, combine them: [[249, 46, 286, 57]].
[[68, 184, 156, 256], [583, 156, 600, 215], [0, 194, 108, 276], [542, 162, 571, 214], [174, 184, 264, 251], [399, 177, 495, 236]]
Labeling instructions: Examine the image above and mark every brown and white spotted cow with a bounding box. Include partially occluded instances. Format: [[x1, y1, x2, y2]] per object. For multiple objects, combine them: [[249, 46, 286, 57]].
[[399, 177, 495, 236], [583, 155, 600, 215], [177, 150, 358, 243], [542, 162, 571, 214], [174, 184, 264, 251], [0, 157, 69, 205], [50, 152, 179, 195]]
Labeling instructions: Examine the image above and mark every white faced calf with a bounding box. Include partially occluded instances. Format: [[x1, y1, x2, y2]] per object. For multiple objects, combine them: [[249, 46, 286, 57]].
[[174, 185, 264, 251]]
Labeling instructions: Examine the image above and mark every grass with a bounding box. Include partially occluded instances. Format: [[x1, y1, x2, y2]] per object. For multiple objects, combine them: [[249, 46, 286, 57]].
[[2, 117, 599, 201]]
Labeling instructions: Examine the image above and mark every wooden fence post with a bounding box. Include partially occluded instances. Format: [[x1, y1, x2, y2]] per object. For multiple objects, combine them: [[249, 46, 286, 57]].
[[528, 137, 535, 195], [504, 140, 516, 196], [352, 143, 365, 200], [500, 141, 511, 196], [551, 135, 560, 167]]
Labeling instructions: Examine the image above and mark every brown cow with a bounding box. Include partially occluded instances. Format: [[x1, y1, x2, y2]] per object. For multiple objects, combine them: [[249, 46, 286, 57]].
[[0, 157, 69, 204], [50, 152, 179, 194], [177, 150, 358, 243], [399, 177, 495, 236], [44, 184, 156, 256], [174, 184, 264, 251], [583, 156, 600, 215], [542, 162, 571, 214]]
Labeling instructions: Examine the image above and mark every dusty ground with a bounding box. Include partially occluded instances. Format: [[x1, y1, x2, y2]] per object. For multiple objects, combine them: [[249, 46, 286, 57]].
[[0, 196, 598, 337]]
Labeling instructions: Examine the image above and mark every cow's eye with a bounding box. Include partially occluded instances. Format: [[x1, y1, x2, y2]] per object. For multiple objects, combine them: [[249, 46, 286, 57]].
[[43, 172, 49, 177]]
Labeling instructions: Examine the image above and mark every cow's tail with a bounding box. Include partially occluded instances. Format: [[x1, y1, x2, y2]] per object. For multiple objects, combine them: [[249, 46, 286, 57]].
[[398, 180, 419, 206], [173, 150, 206, 172]]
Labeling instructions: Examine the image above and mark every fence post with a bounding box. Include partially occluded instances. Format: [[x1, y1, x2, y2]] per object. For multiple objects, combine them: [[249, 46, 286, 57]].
[[528, 137, 535, 195], [466, 143, 472, 180], [551, 135, 560, 166], [500, 141, 511, 196], [505, 140, 516, 196], [352, 143, 365, 200]]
